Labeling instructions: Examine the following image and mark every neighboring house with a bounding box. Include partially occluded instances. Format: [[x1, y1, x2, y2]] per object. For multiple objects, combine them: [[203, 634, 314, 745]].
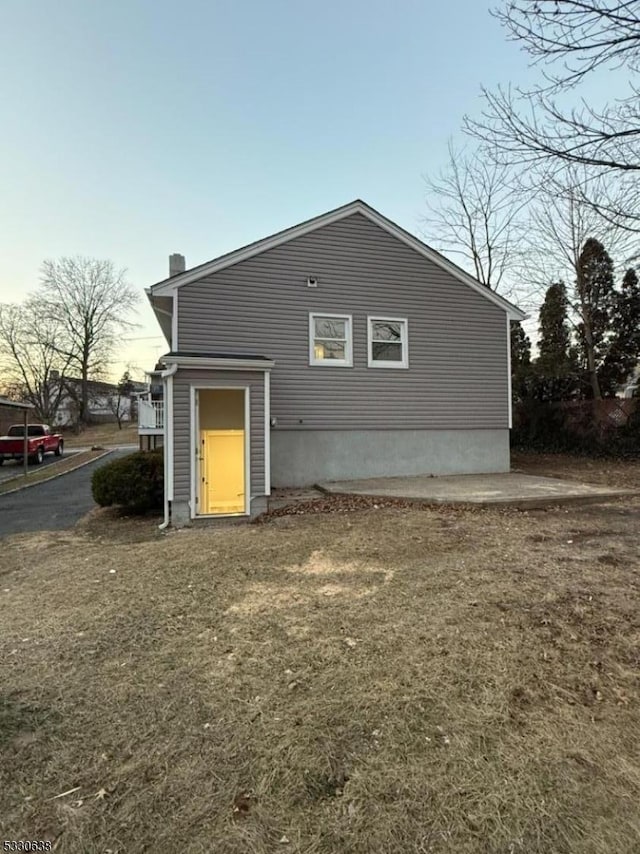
[[137, 366, 165, 450], [0, 396, 34, 436], [619, 366, 640, 399], [52, 374, 146, 427], [143, 199, 526, 526]]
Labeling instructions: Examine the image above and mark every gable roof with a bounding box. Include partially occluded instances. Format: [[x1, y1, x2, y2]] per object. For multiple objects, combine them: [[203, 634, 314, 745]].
[[148, 199, 526, 320], [56, 376, 148, 395]]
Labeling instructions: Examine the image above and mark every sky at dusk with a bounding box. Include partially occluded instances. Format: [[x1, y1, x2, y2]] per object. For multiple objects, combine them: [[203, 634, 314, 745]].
[[0, 0, 596, 378]]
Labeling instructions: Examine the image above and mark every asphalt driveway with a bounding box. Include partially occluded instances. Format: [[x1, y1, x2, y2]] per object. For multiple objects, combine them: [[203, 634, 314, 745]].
[[0, 450, 129, 537]]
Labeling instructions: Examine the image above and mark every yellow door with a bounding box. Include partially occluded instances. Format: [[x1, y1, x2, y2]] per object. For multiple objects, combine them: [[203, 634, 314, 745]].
[[200, 429, 245, 514]]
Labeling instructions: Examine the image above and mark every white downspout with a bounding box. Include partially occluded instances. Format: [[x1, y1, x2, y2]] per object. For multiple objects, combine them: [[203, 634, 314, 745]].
[[158, 362, 178, 530]]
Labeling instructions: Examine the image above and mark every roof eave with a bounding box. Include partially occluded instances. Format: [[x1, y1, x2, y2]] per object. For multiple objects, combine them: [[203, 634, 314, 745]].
[[146, 288, 173, 346], [0, 399, 35, 410]]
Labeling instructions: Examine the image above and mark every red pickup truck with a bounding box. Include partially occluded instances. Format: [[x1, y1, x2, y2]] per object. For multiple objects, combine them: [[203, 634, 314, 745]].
[[0, 424, 64, 465]]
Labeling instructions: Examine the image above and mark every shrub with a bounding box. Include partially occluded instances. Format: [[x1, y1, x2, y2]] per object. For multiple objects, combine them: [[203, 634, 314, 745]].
[[613, 406, 640, 458], [511, 400, 574, 453], [92, 449, 164, 513]]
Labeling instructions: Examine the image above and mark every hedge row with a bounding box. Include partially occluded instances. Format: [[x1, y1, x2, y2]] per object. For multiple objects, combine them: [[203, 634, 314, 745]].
[[512, 401, 640, 457]]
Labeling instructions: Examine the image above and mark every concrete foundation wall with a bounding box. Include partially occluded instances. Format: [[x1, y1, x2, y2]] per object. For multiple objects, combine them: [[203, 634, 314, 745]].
[[170, 494, 267, 527], [271, 429, 510, 487]]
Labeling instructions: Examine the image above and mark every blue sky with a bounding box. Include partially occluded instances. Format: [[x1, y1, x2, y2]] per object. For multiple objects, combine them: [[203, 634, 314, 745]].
[[2, 0, 546, 376]]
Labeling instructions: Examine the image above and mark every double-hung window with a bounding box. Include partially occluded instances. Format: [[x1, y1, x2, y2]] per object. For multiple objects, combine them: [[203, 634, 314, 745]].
[[367, 317, 408, 368], [309, 313, 353, 366]]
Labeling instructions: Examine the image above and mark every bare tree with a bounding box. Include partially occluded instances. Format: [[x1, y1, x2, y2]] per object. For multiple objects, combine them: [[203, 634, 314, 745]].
[[422, 143, 527, 295], [465, 1, 640, 227], [523, 168, 636, 291], [38, 257, 139, 425], [493, 0, 640, 90], [0, 300, 71, 422]]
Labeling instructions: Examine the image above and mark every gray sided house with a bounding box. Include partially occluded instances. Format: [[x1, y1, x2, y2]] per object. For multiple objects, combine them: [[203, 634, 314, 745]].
[[145, 200, 525, 526]]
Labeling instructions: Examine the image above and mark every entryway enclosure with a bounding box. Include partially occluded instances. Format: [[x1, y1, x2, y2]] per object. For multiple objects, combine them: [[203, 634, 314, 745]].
[[160, 356, 272, 527], [195, 387, 248, 516]]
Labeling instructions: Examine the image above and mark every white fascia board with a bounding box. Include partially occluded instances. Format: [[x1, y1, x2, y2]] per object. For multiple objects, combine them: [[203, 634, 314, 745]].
[[162, 356, 275, 371], [149, 200, 527, 320]]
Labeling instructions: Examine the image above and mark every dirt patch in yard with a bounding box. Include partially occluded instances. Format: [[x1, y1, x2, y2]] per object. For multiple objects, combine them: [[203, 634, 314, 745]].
[[2, 495, 640, 852], [512, 450, 640, 490], [261, 492, 439, 521]]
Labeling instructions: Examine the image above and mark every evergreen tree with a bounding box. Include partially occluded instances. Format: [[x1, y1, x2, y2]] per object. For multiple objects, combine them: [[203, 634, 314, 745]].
[[109, 370, 136, 429], [575, 238, 616, 399], [117, 370, 135, 399], [601, 268, 640, 395], [510, 321, 531, 403], [535, 281, 579, 400], [538, 282, 571, 376]]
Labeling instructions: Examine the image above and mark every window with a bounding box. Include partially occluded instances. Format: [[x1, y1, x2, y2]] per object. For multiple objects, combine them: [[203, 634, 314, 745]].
[[309, 313, 353, 366], [368, 317, 408, 368]]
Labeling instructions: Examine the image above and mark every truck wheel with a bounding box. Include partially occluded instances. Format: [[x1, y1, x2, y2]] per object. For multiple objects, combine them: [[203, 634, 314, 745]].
[[31, 446, 44, 465], [0, 457, 3, 465], [55, 440, 64, 457]]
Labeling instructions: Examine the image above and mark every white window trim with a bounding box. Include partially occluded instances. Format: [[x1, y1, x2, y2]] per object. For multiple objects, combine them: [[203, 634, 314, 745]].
[[367, 316, 409, 369], [309, 312, 353, 367]]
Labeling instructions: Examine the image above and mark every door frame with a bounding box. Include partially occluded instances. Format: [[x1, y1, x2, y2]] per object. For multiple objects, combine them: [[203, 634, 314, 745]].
[[189, 384, 250, 519]]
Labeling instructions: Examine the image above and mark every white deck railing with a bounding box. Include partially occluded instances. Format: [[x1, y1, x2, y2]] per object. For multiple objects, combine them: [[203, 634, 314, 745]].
[[138, 399, 164, 431]]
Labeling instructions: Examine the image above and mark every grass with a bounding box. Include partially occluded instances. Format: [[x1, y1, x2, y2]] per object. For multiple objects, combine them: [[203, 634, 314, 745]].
[[513, 450, 640, 490], [0, 449, 108, 495], [2, 473, 640, 852], [62, 423, 139, 448]]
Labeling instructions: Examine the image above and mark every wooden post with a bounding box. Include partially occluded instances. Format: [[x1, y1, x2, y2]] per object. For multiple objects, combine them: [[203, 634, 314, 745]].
[[22, 408, 28, 477]]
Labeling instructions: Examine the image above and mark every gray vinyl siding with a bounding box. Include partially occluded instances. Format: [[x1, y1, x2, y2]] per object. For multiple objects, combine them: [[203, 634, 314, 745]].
[[172, 369, 265, 505], [177, 213, 509, 430]]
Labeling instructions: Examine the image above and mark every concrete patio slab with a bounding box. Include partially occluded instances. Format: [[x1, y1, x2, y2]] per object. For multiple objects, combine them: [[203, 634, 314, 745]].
[[316, 472, 638, 509]]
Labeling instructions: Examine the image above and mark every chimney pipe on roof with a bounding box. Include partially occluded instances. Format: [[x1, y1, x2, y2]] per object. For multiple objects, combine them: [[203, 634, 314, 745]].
[[169, 253, 186, 277]]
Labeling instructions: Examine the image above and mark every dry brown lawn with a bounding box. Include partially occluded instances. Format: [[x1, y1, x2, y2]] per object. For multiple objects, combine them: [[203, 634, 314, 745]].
[[62, 423, 139, 448], [512, 450, 640, 490], [2, 466, 640, 852]]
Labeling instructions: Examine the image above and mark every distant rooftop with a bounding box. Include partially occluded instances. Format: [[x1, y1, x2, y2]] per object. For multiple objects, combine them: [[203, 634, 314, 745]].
[[0, 396, 34, 410]]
